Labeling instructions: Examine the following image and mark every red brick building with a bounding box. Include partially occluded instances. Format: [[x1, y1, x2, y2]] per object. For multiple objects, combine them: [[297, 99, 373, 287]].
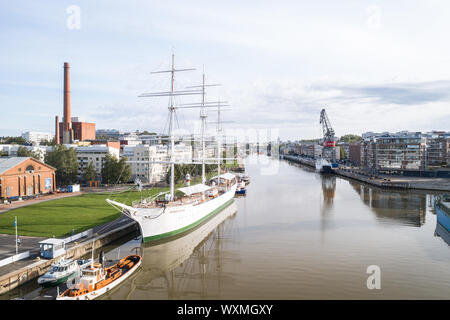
[[58, 120, 96, 143], [0, 157, 56, 200]]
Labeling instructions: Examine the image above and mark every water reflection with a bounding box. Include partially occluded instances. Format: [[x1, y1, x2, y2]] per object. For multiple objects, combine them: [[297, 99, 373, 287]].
[[349, 181, 434, 227], [321, 174, 336, 209], [113, 202, 238, 299]]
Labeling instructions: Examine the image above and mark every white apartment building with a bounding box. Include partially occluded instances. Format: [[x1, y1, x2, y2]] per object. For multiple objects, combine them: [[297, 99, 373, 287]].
[[0, 144, 48, 162], [123, 143, 192, 184], [75, 145, 120, 179], [21, 131, 54, 145]]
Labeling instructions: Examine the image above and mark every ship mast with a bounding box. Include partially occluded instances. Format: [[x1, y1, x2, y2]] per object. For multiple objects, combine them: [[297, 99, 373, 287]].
[[216, 101, 222, 185], [138, 54, 199, 200], [201, 73, 207, 184]]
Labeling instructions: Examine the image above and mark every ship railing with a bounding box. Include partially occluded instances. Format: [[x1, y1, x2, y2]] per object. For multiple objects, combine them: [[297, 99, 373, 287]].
[[132, 191, 169, 207]]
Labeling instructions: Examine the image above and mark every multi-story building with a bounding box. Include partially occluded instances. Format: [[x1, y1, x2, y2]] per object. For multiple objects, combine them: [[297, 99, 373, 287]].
[[21, 131, 54, 145], [123, 143, 192, 184], [75, 144, 120, 180], [361, 131, 426, 172], [96, 129, 122, 140], [298, 143, 319, 158], [0, 145, 49, 162], [123, 144, 167, 184], [348, 143, 362, 166], [424, 131, 450, 169]]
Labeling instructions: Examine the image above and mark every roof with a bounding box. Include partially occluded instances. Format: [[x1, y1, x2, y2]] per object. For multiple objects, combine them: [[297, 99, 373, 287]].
[[0, 157, 29, 175], [178, 183, 212, 195], [39, 238, 65, 245], [0, 157, 56, 175], [210, 173, 236, 181]]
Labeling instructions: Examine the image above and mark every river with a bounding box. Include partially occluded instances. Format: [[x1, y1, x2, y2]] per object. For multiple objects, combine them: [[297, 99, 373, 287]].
[[5, 155, 450, 299]]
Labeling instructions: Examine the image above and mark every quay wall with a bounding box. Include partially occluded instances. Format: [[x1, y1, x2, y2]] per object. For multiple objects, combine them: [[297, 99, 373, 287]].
[[0, 220, 137, 295], [281, 155, 450, 192]]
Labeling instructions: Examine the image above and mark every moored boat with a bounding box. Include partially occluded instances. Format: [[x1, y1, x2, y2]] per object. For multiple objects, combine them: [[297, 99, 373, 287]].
[[315, 158, 333, 174], [37, 258, 91, 287], [435, 195, 450, 245], [57, 255, 142, 300], [235, 180, 246, 195]]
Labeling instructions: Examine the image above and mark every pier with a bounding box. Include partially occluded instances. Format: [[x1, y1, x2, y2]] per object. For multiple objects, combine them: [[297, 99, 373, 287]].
[[0, 217, 137, 295]]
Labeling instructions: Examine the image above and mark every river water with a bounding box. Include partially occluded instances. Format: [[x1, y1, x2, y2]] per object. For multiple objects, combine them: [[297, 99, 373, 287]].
[[6, 155, 450, 300]]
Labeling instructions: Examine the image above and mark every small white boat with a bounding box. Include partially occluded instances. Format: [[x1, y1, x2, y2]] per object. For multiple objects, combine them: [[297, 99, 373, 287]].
[[37, 258, 92, 287]]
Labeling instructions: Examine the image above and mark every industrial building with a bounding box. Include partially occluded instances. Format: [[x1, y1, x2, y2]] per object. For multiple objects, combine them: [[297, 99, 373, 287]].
[[55, 62, 96, 144], [0, 157, 56, 200]]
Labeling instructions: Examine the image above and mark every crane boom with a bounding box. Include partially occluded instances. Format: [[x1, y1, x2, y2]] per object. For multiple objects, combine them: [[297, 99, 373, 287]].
[[319, 108, 336, 161]]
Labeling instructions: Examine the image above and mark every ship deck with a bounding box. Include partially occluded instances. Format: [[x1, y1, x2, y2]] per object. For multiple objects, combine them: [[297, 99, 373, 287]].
[[134, 185, 230, 209]]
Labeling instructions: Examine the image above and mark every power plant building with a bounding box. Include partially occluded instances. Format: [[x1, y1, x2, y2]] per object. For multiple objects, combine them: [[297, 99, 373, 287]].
[[55, 62, 95, 144]]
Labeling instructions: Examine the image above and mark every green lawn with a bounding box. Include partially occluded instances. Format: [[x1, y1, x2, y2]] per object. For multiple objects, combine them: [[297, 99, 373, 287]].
[[0, 188, 162, 238], [0, 170, 223, 238]]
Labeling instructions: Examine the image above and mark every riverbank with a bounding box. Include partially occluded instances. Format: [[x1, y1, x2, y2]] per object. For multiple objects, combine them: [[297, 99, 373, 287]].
[[281, 154, 450, 192], [0, 189, 157, 238], [0, 216, 138, 296]]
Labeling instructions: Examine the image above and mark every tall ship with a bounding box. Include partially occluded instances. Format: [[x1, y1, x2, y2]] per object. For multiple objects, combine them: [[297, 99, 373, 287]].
[[107, 54, 237, 243]]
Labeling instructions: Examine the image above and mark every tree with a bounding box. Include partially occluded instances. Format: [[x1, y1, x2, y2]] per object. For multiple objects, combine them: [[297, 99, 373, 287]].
[[138, 131, 157, 136], [45, 145, 78, 186], [101, 154, 131, 184], [1, 136, 27, 145], [339, 134, 362, 143], [17, 147, 40, 160], [339, 146, 346, 159], [39, 138, 56, 146], [83, 161, 96, 182]]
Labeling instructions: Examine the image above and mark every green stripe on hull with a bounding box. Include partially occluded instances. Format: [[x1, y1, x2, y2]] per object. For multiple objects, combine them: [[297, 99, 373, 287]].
[[40, 272, 77, 287], [143, 198, 234, 242]]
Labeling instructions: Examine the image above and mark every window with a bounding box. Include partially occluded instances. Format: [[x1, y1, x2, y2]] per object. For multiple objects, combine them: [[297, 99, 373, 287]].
[[26, 165, 35, 171]]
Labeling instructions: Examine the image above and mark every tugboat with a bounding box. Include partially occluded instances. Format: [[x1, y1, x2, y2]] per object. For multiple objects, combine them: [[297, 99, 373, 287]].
[[57, 255, 142, 300], [37, 258, 92, 287]]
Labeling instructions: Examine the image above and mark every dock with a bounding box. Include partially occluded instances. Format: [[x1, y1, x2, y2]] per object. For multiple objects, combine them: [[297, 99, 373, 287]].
[[281, 155, 450, 192], [0, 216, 138, 296]]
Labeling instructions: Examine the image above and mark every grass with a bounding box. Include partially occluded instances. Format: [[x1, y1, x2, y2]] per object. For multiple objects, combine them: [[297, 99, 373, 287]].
[[0, 188, 162, 238], [0, 169, 225, 238]]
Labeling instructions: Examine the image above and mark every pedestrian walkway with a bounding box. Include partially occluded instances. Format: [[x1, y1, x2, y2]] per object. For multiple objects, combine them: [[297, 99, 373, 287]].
[[0, 192, 83, 214]]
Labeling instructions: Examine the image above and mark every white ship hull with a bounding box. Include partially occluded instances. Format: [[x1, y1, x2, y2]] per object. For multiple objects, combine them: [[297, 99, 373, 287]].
[[111, 184, 237, 243]]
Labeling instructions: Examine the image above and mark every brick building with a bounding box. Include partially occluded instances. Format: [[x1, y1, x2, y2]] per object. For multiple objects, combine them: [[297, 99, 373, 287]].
[[348, 143, 362, 166], [0, 157, 56, 200]]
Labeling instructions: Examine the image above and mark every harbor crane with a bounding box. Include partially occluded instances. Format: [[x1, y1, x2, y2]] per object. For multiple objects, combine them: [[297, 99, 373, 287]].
[[319, 108, 336, 162]]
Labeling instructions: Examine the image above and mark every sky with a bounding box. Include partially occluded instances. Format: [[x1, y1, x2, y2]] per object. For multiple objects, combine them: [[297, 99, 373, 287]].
[[1, 0, 450, 141]]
